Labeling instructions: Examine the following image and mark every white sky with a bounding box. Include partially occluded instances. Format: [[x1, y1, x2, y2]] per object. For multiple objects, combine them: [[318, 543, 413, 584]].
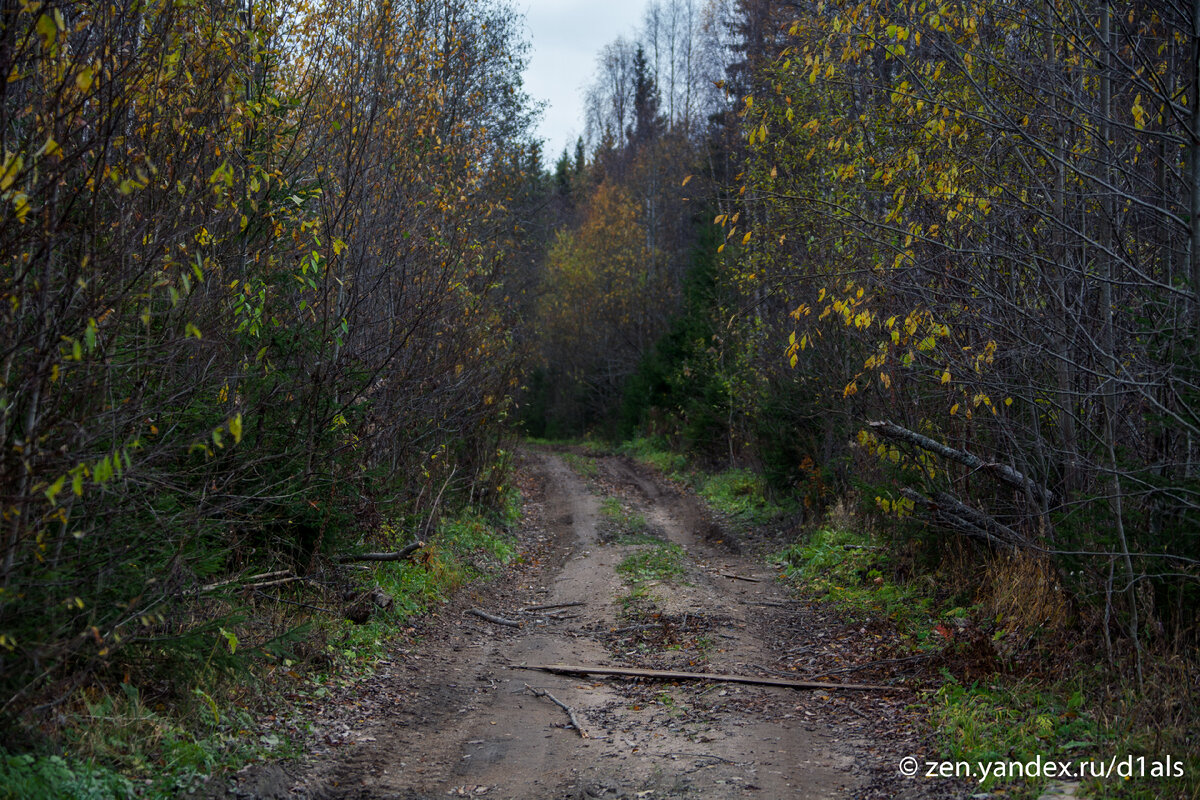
[[520, 0, 647, 161]]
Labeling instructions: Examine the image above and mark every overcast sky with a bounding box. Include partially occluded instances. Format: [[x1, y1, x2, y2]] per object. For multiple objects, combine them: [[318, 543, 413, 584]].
[[520, 0, 647, 160]]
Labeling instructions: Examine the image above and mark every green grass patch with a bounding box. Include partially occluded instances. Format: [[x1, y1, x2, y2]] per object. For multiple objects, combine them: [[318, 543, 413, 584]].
[[930, 677, 1099, 797], [775, 526, 937, 645], [617, 542, 686, 584], [619, 437, 687, 478], [697, 468, 790, 526], [559, 451, 599, 479], [598, 496, 659, 544]]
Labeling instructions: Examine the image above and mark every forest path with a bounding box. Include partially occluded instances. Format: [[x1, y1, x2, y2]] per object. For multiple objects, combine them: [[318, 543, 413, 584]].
[[251, 448, 952, 799]]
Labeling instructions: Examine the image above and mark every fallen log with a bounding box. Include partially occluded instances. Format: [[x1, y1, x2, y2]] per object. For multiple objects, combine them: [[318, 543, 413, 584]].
[[468, 608, 521, 628], [869, 420, 1055, 507], [337, 540, 424, 563], [510, 663, 903, 692], [720, 572, 762, 583], [524, 684, 587, 738]]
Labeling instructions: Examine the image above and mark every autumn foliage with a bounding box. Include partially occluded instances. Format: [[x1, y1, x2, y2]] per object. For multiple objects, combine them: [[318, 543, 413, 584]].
[[0, 0, 536, 720]]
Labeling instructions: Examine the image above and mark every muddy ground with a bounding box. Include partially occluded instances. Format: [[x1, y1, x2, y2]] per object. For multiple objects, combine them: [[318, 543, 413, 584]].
[[211, 448, 973, 799]]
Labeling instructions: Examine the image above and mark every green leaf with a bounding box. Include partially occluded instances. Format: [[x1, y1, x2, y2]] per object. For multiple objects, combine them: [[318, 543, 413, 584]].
[[35, 13, 56, 46], [44, 474, 65, 504]]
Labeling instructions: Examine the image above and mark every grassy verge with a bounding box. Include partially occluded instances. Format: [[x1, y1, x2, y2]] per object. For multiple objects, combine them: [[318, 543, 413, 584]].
[[776, 516, 1198, 800], [0, 499, 521, 799]]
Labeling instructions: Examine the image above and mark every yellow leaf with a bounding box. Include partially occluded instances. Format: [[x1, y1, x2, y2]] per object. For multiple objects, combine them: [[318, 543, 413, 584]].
[[950, 403, 959, 415], [35, 13, 55, 46], [1, 153, 22, 190], [12, 192, 29, 223], [229, 414, 243, 444], [75, 65, 94, 92], [941, 369, 951, 384], [741, 231, 752, 245], [681, 174, 693, 187]]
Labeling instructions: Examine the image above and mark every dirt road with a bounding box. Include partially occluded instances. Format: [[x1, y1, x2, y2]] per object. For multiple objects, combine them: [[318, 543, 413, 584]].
[[235, 448, 960, 799]]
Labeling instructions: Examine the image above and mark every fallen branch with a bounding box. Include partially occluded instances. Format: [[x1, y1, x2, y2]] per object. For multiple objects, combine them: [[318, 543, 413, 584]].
[[606, 623, 660, 635], [869, 420, 1055, 507], [245, 576, 302, 590], [337, 541, 424, 563], [468, 608, 521, 628], [521, 601, 586, 612], [901, 488, 1026, 550], [196, 569, 292, 594], [720, 572, 762, 583], [510, 663, 902, 692], [524, 684, 587, 738]]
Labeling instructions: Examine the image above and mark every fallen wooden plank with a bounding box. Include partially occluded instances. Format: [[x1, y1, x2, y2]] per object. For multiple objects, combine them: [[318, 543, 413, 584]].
[[469, 608, 521, 628], [510, 663, 903, 692]]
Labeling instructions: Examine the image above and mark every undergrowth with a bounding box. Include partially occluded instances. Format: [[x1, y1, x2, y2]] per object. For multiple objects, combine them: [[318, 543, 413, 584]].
[[775, 512, 1198, 799], [0, 497, 521, 799]]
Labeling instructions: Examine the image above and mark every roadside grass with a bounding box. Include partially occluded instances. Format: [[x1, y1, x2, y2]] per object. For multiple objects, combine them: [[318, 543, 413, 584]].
[[774, 526, 939, 646], [619, 437, 687, 478], [1, 499, 521, 799], [930, 671, 1199, 800], [619, 438, 791, 528], [696, 468, 791, 527], [775, 515, 1198, 800]]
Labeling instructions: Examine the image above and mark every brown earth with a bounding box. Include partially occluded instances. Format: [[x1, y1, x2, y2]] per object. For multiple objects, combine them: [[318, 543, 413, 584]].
[[210, 447, 972, 799]]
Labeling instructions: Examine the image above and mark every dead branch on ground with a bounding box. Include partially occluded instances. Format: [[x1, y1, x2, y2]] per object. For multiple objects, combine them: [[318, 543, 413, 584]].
[[524, 684, 587, 738], [469, 608, 521, 627], [510, 663, 904, 691]]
